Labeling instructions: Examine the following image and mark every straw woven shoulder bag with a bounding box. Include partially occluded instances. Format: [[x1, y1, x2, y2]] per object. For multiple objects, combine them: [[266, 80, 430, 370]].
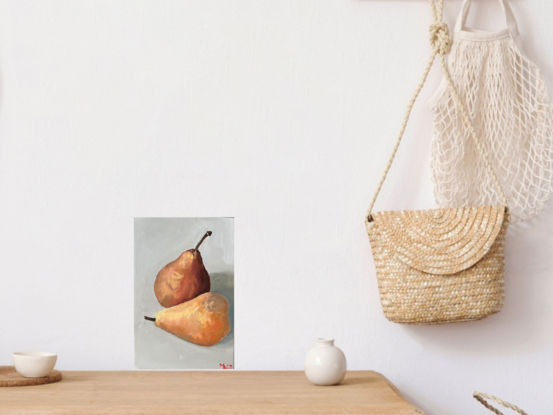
[[365, 0, 509, 325]]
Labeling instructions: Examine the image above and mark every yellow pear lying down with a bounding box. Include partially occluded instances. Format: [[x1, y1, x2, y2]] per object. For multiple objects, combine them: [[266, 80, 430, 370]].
[[145, 292, 230, 347]]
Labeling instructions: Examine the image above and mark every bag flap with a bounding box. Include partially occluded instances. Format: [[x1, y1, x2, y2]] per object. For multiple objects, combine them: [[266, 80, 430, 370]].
[[368, 205, 506, 275]]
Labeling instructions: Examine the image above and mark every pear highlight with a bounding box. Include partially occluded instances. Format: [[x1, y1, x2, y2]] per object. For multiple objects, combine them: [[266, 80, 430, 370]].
[[154, 231, 212, 308], [144, 292, 230, 347]]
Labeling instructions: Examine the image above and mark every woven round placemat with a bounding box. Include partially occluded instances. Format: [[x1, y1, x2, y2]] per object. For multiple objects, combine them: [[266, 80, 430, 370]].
[[0, 366, 62, 387]]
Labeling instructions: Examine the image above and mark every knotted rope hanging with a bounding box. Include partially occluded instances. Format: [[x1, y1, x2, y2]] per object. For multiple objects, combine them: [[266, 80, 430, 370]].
[[366, 0, 507, 221], [429, 22, 451, 55]]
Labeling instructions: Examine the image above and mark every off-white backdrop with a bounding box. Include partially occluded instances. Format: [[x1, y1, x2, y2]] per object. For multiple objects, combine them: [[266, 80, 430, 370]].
[[0, 0, 551, 413]]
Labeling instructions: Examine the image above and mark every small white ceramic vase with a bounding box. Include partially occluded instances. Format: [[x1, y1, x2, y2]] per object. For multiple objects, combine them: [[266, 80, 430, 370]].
[[304, 338, 347, 386]]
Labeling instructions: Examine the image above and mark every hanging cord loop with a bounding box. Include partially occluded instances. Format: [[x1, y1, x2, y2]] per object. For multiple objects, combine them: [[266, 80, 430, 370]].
[[473, 392, 529, 415], [366, 0, 507, 222]]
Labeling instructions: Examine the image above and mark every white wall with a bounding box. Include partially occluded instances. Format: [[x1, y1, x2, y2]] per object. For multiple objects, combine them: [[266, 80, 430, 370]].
[[0, 0, 551, 413]]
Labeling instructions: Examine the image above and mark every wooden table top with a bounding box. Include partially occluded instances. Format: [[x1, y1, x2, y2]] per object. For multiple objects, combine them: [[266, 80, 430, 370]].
[[0, 371, 424, 415]]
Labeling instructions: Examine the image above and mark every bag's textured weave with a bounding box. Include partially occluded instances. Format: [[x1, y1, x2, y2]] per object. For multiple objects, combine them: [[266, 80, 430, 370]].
[[430, 0, 553, 223], [366, 206, 507, 324]]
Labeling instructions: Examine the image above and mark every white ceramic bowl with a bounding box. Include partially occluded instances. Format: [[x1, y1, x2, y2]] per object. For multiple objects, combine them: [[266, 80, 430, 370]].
[[12, 352, 57, 378]]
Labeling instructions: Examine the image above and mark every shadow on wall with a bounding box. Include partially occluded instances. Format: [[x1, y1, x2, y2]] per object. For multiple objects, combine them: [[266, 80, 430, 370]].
[[404, 198, 553, 357]]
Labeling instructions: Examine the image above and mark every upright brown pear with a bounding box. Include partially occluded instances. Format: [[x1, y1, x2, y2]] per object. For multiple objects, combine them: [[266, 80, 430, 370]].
[[144, 292, 230, 347], [154, 231, 212, 308]]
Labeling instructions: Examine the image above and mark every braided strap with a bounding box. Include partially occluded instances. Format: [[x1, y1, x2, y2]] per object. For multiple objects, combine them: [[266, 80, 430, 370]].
[[366, 0, 508, 221], [474, 392, 529, 415]]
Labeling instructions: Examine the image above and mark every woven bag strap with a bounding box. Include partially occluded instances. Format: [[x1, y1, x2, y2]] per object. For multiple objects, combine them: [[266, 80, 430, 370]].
[[365, 0, 508, 221], [474, 392, 529, 415]]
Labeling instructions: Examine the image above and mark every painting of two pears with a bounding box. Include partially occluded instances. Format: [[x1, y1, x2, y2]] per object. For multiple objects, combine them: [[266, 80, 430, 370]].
[[135, 217, 234, 369]]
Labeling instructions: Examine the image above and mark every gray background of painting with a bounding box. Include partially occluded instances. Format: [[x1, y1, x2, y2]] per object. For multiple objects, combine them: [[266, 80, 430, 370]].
[[134, 217, 234, 369]]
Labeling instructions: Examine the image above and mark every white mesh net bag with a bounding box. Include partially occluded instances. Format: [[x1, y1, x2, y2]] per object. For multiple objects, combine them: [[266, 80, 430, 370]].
[[429, 0, 553, 222]]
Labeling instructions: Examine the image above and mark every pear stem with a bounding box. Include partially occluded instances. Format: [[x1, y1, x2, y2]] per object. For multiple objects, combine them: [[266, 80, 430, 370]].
[[194, 231, 212, 251], [144, 316, 156, 322]]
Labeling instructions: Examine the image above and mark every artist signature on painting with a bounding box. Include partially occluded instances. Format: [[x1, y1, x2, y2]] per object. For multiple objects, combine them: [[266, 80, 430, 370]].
[[219, 363, 233, 369]]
